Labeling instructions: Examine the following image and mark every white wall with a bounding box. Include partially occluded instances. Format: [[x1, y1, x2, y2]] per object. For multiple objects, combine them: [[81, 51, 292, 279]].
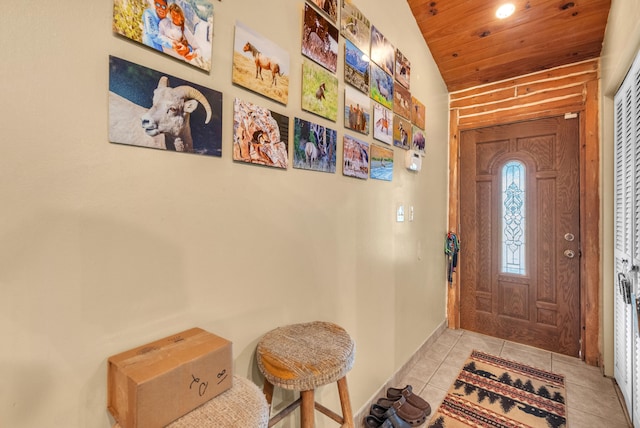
[[600, 0, 640, 378], [0, 0, 449, 426]]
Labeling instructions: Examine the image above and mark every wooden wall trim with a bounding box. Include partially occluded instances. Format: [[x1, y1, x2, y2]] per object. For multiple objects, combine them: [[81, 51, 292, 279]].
[[447, 58, 601, 365], [582, 78, 601, 366], [447, 108, 460, 329]]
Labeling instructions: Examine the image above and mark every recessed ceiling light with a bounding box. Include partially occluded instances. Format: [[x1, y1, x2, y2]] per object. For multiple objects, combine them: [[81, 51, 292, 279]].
[[496, 3, 516, 19]]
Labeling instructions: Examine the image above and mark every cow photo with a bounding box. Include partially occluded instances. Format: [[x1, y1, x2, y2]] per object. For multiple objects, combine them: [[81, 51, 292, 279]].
[[108, 56, 222, 156], [232, 21, 290, 105]]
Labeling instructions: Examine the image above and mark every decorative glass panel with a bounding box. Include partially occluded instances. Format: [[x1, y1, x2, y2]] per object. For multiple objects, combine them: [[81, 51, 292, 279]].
[[501, 161, 526, 274]]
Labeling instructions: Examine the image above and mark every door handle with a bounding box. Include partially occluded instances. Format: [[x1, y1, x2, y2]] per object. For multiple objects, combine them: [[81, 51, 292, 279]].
[[564, 249, 575, 259]]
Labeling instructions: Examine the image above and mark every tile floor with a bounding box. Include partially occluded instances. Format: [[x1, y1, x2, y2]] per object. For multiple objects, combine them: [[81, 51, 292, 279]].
[[392, 329, 632, 428]]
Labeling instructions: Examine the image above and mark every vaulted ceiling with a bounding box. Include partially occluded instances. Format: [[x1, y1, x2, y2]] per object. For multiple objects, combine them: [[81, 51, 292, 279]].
[[406, 0, 611, 92]]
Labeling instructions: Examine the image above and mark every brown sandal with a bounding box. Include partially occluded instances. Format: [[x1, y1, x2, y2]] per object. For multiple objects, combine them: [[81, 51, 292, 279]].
[[376, 395, 426, 426], [387, 385, 432, 416]]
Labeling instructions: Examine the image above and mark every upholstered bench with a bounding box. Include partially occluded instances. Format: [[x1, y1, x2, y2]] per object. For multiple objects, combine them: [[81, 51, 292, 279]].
[[112, 375, 269, 428]]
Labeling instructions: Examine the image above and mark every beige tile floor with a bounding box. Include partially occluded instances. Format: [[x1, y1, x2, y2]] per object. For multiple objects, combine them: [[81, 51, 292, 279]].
[[395, 329, 632, 428]]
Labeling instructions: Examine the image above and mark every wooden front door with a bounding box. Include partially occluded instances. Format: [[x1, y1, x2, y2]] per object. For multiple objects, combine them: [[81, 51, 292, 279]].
[[459, 115, 581, 356]]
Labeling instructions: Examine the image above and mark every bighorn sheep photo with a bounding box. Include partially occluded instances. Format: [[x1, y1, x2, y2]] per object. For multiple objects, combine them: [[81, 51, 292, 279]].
[[140, 76, 212, 152], [108, 56, 222, 157]]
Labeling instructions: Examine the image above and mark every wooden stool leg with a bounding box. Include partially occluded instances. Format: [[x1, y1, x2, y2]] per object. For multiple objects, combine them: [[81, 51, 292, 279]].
[[337, 376, 354, 428], [300, 389, 315, 428], [263, 379, 274, 415]]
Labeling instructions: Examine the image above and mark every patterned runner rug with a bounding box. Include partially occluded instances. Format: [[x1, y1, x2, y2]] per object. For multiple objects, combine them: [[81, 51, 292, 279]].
[[428, 350, 567, 428]]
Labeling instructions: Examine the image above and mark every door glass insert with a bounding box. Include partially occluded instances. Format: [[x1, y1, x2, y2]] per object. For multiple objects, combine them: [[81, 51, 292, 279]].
[[501, 160, 526, 274]]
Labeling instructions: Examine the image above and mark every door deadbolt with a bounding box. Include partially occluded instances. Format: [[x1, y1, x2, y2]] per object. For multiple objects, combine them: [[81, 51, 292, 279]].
[[564, 233, 575, 242], [564, 249, 576, 259]]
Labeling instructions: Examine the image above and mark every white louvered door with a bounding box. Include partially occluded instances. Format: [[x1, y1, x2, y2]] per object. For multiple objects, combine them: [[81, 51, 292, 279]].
[[614, 49, 640, 427]]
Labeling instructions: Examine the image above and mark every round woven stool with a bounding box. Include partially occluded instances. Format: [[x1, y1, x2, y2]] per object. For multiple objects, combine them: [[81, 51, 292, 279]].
[[111, 376, 269, 428], [256, 321, 355, 428]]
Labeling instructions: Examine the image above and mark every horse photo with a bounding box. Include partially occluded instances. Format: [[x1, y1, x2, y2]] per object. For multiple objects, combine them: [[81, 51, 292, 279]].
[[232, 21, 290, 105], [302, 59, 339, 121]]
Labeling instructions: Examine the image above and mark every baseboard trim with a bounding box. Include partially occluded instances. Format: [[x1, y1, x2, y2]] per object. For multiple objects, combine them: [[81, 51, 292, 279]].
[[353, 320, 448, 425]]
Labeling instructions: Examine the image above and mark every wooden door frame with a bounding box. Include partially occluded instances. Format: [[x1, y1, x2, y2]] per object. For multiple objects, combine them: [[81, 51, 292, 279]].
[[447, 61, 601, 366]]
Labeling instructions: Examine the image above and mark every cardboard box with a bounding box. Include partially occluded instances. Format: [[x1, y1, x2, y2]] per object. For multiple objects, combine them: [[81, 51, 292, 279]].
[[107, 328, 232, 428]]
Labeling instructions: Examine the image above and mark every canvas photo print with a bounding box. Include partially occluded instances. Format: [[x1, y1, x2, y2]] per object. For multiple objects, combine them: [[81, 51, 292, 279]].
[[411, 96, 426, 129], [340, 0, 370, 54], [309, 0, 338, 24], [302, 59, 339, 121], [302, 3, 339, 73], [343, 134, 369, 180], [293, 118, 337, 173], [373, 102, 392, 145], [370, 144, 393, 182], [233, 98, 289, 169], [371, 63, 394, 109], [345, 39, 370, 94], [370, 26, 394, 76], [108, 55, 222, 156], [393, 82, 412, 120], [232, 21, 290, 105], [113, 0, 213, 71], [393, 114, 412, 150], [395, 49, 410, 89], [344, 86, 371, 135], [412, 125, 426, 155]]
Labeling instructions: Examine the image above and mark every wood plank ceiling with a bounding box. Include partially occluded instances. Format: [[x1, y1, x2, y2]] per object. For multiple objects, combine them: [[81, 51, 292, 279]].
[[407, 0, 611, 92]]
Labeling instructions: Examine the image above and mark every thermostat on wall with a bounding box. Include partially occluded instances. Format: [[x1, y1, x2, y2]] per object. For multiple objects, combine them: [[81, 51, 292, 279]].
[[405, 150, 422, 172]]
